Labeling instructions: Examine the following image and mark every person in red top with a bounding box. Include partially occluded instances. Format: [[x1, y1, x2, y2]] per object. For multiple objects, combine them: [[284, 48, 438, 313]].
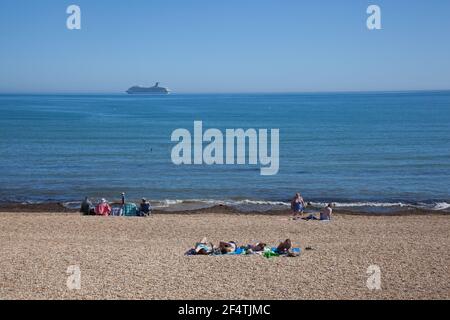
[[95, 198, 111, 216]]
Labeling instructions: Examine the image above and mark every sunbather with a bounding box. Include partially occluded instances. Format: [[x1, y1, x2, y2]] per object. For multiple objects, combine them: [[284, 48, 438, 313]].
[[246, 242, 266, 253], [276, 239, 292, 254], [195, 244, 212, 255], [185, 238, 300, 257], [219, 241, 237, 254], [303, 203, 333, 221], [194, 237, 213, 255]]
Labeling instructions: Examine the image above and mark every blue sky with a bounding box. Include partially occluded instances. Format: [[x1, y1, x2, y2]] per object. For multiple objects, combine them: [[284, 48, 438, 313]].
[[1, 0, 449, 93]]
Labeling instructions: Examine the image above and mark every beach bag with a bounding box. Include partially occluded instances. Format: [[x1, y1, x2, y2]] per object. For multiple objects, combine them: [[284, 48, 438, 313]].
[[122, 203, 138, 216], [263, 248, 279, 258]]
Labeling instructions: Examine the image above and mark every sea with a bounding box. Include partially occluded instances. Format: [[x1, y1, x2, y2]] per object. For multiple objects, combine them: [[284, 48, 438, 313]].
[[0, 91, 449, 213]]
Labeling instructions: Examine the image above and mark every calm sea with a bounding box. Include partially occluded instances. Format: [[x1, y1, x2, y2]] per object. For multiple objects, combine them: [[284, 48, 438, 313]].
[[0, 92, 449, 213]]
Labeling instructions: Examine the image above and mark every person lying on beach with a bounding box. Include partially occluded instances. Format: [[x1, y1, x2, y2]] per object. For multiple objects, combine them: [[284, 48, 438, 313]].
[[95, 198, 112, 216], [80, 196, 94, 215], [276, 239, 292, 254], [185, 237, 213, 255], [303, 203, 333, 221], [185, 239, 300, 257], [219, 241, 237, 254], [195, 243, 213, 255], [138, 198, 152, 216], [246, 242, 267, 253], [291, 193, 306, 219]]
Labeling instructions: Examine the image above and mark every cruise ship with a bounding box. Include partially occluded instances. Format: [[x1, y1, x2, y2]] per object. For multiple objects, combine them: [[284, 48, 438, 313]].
[[126, 82, 170, 94]]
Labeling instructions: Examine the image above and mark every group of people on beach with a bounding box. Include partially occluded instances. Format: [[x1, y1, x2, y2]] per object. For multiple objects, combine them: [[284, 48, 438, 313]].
[[186, 238, 299, 257], [79, 193, 152, 217], [79, 191, 332, 220], [184, 193, 332, 258], [291, 192, 333, 221]]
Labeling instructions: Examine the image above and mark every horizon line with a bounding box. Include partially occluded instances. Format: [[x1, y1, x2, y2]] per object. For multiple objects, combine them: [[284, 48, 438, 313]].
[[1, 88, 450, 95]]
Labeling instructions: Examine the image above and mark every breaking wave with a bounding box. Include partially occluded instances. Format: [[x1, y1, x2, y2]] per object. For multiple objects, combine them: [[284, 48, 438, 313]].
[[19, 198, 450, 214], [148, 199, 450, 213]]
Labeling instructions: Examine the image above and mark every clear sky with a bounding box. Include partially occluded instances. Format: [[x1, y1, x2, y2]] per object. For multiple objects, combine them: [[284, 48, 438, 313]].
[[1, 0, 449, 93]]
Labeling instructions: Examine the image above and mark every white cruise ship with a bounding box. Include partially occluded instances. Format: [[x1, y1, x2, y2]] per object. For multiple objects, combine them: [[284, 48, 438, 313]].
[[126, 82, 170, 94]]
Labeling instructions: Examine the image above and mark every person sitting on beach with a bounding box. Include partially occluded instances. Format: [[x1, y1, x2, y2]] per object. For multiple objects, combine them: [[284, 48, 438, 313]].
[[303, 203, 333, 221], [80, 196, 93, 215], [320, 203, 333, 220], [95, 198, 111, 216], [138, 198, 152, 216], [291, 193, 306, 219], [219, 241, 237, 254]]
